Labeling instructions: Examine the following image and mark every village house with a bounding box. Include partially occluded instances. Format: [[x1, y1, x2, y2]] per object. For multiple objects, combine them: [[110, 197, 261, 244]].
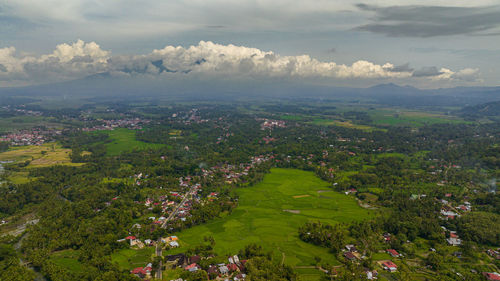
[[387, 249, 400, 258], [184, 263, 199, 272], [131, 263, 153, 279], [380, 261, 398, 272], [344, 251, 357, 261], [228, 263, 239, 273], [165, 254, 187, 267], [345, 244, 358, 252], [446, 237, 462, 246], [447, 231, 462, 246], [383, 233, 391, 242], [365, 269, 378, 280], [487, 249, 500, 260], [345, 188, 357, 195], [219, 265, 229, 275], [483, 272, 500, 281], [189, 255, 201, 264]]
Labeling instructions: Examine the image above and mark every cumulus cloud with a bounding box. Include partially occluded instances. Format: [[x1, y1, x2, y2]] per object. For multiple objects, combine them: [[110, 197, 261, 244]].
[[0, 40, 109, 86], [0, 40, 481, 87]]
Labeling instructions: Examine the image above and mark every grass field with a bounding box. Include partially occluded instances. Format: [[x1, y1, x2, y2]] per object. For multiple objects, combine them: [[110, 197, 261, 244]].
[[171, 168, 374, 278], [369, 109, 470, 127], [111, 247, 155, 270], [0, 143, 84, 168], [50, 249, 85, 273], [311, 119, 382, 132], [93, 128, 166, 156], [0, 116, 65, 133]]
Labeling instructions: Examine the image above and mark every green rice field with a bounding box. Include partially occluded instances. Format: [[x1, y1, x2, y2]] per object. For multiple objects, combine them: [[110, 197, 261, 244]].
[[171, 168, 374, 277], [93, 128, 166, 156]]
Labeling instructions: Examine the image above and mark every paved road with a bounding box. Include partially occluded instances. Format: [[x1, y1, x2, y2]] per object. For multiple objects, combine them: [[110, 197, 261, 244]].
[[155, 242, 162, 280]]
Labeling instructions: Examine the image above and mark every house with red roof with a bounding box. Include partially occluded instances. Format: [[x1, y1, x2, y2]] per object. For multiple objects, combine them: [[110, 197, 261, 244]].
[[228, 263, 239, 272], [185, 263, 199, 271], [189, 255, 201, 264], [381, 261, 398, 272], [483, 272, 500, 281], [131, 267, 147, 278], [387, 249, 400, 258], [344, 251, 357, 261]]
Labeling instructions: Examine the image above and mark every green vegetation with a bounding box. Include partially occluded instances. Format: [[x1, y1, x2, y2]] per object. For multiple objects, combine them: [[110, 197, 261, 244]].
[[111, 247, 155, 270], [0, 143, 84, 168], [0, 116, 63, 132], [174, 169, 373, 269], [311, 119, 382, 132], [369, 109, 470, 127], [50, 250, 85, 273], [93, 128, 166, 156], [1, 100, 499, 281]]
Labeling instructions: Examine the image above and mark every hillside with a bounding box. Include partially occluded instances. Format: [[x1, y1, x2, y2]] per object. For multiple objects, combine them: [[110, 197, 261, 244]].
[[459, 100, 500, 118]]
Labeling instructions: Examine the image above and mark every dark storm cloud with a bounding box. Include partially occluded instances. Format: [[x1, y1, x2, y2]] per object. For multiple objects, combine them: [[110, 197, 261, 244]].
[[388, 63, 413, 73], [355, 4, 500, 37]]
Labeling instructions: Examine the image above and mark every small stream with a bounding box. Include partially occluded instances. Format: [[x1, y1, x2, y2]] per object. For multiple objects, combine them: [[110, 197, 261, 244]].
[[13, 224, 47, 281], [1, 161, 46, 280]]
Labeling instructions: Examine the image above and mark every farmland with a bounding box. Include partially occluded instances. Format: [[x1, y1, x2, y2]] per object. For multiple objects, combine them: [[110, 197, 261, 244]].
[[0, 143, 83, 168], [171, 168, 374, 278], [92, 128, 166, 156], [111, 248, 155, 271], [50, 250, 85, 273], [368, 108, 471, 127]]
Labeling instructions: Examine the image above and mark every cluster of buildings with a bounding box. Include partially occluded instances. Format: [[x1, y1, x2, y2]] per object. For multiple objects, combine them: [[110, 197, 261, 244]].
[[80, 118, 150, 131], [259, 119, 286, 130], [10, 107, 43, 116], [439, 227, 462, 246], [1, 105, 43, 116], [118, 154, 275, 279], [181, 254, 247, 280], [439, 196, 472, 220], [131, 263, 153, 279], [0, 129, 62, 146], [342, 243, 398, 276], [173, 109, 209, 125]]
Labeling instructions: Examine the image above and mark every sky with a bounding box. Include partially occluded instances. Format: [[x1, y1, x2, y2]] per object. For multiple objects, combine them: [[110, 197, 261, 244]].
[[0, 0, 499, 88]]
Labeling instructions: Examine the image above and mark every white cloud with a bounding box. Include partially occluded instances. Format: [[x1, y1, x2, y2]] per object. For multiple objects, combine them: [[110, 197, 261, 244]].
[[451, 68, 481, 82], [115, 41, 412, 79], [0, 40, 109, 86], [0, 40, 482, 87], [429, 67, 481, 82]]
